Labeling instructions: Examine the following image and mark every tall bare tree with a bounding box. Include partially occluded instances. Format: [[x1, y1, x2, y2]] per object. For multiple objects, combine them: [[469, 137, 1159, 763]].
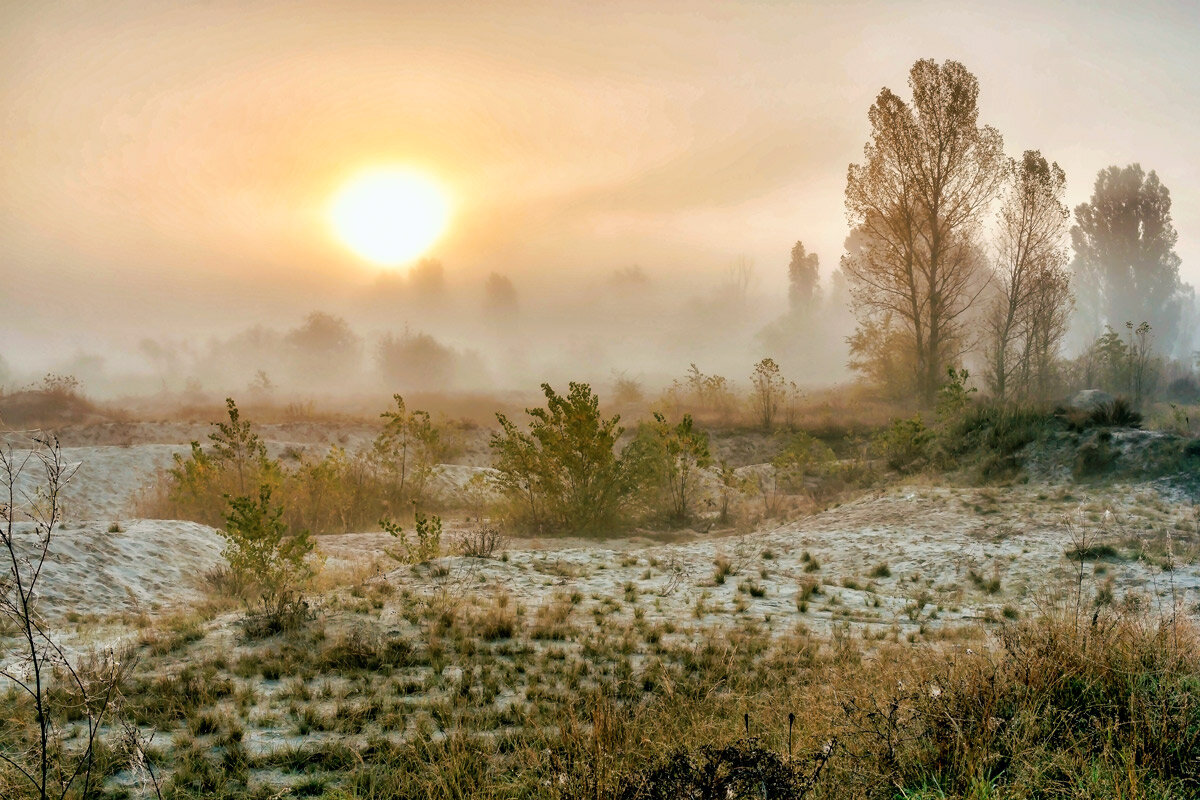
[[984, 151, 1072, 402], [843, 59, 1005, 405], [1021, 257, 1073, 401]]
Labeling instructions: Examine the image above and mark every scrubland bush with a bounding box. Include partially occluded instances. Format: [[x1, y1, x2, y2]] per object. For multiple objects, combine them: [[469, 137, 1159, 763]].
[[874, 415, 932, 473], [381, 511, 443, 564], [490, 382, 638, 534], [659, 364, 739, 425], [371, 393, 444, 506], [771, 431, 835, 491], [750, 357, 786, 430], [221, 485, 315, 635], [455, 526, 507, 558], [628, 413, 712, 524], [144, 395, 454, 535]]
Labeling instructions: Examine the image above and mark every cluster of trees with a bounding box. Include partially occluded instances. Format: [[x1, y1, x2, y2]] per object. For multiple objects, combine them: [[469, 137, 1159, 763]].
[[178, 311, 487, 397], [833, 59, 1194, 407]]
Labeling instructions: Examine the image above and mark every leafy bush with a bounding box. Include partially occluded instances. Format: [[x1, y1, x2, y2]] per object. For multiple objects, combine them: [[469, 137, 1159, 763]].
[[750, 357, 786, 430], [220, 484, 315, 633], [145, 395, 454, 535], [490, 382, 637, 534], [616, 737, 831, 799], [771, 431, 835, 491], [628, 413, 712, 523], [874, 415, 932, 473], [160, 398, 278, 527], [381, 511, 442, 564], [371, 393, 444, 508]]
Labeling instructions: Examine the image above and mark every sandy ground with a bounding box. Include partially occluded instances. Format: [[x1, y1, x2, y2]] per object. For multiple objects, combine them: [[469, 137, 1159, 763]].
[[320, 483, 1200, 641], [5, 519, 225, 621], [3, 428, 1197, 648]]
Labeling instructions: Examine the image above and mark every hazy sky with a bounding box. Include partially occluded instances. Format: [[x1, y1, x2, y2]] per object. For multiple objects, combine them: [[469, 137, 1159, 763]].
[[3, 0, 1200, 361]]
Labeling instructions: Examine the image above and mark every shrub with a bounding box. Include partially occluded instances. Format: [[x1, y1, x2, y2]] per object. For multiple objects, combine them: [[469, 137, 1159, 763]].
[[490, 382, 637, 534], [628, 413, 712, 523], [874, 415, 931, 473], [157, 398, 277, 527], [771, 431, 835, 491], [221, 485, 315, 633], [456, 526, 508, 559], [382, 511, 442, 564], [750, 357, 786, 430], [145, 395, 453, 535], [371, 393, 444, 508]]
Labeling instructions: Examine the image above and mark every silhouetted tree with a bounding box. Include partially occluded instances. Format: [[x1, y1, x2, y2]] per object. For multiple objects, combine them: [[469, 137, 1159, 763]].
[[285, 312, 362, 382], [408, 258, 446, 299], [483, 272, 518, 317], [1071, 165, 1191, 357], [843, 59, 1005, 405], [376, 330, 457, 391], [787, 241, 820, 313], [726, 256, 755, 309], [750, 357, 785, 430]]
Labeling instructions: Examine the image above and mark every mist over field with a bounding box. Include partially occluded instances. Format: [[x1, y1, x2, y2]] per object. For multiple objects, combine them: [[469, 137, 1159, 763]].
[[6, 3, 1200, 800], [4, 0, 1200, 405]]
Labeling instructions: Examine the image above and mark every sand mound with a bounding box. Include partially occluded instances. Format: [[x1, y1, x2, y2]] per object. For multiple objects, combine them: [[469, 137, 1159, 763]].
[[8, 519, 224, 621], [6, 443, 193, 521]]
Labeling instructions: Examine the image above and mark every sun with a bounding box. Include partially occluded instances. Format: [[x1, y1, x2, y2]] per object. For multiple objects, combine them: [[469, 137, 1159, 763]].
[[329, 167, 450, 267]]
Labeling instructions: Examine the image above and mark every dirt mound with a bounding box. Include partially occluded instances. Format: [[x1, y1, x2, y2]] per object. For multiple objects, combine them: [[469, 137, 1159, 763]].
[[0, 389, 108, 429], [1021, 428, 1199, 494], [8, 519, 224, 621]]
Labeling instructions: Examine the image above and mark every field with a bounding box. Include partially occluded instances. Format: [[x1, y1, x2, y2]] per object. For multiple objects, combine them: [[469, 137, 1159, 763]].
[[3, 403, 1200, 800]]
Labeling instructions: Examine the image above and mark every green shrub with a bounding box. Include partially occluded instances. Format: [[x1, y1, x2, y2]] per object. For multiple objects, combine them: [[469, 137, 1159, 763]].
[[628, 413, 712, 523], [371, 393, 445, 507], [874, 415, 931, 473], [381, 511, 442, 564], [146, 395, 454, 536], [771, 431, 835, 490], [221, 485, 315, 633], [490, 382, 638, 534]]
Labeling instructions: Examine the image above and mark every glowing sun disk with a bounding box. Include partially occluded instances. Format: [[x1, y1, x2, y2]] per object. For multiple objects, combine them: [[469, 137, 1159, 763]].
[[330, 168, 450, 266]]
